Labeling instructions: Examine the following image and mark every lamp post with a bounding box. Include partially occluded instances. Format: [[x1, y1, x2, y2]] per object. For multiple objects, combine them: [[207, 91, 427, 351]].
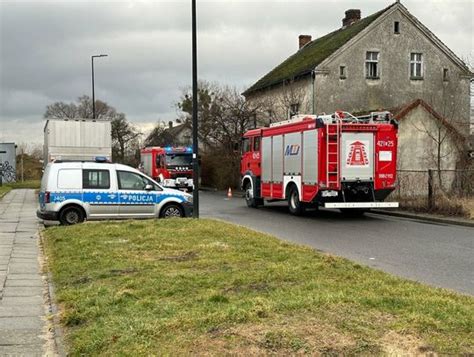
[[91, 54, 108, 119], [191, 0, 199, 218]]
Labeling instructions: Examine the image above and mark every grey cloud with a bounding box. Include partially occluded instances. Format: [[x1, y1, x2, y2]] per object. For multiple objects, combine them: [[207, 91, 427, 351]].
[[0, 0, 471, 146]]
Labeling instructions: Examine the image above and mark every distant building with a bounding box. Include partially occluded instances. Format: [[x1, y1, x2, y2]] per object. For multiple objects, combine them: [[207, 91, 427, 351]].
[[165, 121, 192, 146], [244, 2, 472, 136], [0, 143, 17, 183]]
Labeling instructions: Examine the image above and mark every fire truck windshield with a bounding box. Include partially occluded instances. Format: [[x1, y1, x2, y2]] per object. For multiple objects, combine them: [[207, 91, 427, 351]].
[[165, 153, 192, 166]]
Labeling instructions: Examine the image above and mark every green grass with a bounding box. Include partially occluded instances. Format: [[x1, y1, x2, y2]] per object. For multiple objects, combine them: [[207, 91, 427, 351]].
[[43, 219, 473, 355], [0, 180, 40, 198]]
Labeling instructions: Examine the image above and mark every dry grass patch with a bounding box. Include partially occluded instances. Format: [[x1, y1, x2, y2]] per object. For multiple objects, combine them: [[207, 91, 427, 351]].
[[43, 219, 474, 355]]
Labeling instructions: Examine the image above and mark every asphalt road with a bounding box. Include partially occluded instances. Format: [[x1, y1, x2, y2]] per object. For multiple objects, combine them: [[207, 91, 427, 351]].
[[200, 191, 474, 295]]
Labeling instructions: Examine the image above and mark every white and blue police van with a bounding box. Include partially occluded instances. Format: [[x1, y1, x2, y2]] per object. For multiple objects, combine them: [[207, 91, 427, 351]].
[[37, 159, 193, 225]]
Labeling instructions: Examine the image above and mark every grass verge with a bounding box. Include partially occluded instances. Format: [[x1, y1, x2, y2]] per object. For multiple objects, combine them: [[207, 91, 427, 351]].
[[0, 180, 41, 198], [43, 219, 473, 355]]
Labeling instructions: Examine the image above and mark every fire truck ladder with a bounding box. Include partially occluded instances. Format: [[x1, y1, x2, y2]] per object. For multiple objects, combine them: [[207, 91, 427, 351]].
[[326, 118, 341, 190]]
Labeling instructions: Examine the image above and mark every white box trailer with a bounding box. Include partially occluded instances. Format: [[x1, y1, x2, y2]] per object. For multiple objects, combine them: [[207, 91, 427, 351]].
[[44, 118, 112, 164]]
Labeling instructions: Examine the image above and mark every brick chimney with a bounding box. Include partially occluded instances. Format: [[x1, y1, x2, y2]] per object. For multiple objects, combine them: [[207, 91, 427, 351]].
[[168, 121, 173, 129], [298, 35, 312, 49], [342, 9, 361, 27]]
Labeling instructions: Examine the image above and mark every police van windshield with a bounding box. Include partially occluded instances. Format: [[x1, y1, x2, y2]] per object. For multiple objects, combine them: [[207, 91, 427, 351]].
[[165, 153, 192, 166]]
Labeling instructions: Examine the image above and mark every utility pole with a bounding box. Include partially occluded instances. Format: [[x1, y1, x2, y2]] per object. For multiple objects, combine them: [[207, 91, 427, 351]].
[[91, 54, 108, 119], [191, 0, 199, 218], [21, 147, 24, 182]]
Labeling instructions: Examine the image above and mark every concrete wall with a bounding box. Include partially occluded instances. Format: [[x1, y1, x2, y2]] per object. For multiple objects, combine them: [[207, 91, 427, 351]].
[[314, 7, 470, 133], [0, 143, 16, 183], [397, 105, 460, 171]]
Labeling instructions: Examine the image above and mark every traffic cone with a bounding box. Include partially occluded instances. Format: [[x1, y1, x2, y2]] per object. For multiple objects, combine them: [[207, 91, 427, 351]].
[[227, 187, 233, 199]]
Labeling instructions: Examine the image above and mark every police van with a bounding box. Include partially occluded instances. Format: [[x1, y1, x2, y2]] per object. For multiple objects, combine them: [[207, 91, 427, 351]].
[[37, 160, 193, 225]]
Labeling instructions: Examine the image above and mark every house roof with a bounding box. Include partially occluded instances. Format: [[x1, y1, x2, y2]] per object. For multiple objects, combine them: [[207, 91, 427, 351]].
[[243, 3, 396, 96], [165, 122, 191, 137], [394, 98, 466, 142]]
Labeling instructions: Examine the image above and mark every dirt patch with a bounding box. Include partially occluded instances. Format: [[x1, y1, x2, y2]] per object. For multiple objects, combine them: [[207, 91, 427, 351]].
[[159, 251, 198, 262], [381, 331, 434, 356], [191, 316, 359, 355], [109, 267, 138, 275]]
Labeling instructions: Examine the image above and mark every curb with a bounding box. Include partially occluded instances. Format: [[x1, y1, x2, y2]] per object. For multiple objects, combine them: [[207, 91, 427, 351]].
[[39, 229, 67, 356], [370, 209, 474, 228], [200, 189, 473, 228]]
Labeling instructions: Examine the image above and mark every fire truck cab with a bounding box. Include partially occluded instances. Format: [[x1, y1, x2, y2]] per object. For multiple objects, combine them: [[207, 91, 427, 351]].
[[240, 111, 399, 215], [140, 146, 193, 192]]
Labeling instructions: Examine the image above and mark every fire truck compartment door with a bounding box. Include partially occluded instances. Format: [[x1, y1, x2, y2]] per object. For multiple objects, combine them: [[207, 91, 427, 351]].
[[340, 132, 374, 181]]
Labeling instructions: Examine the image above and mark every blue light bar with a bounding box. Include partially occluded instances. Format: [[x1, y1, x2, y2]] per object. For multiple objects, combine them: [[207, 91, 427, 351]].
[[186, 147, 192, 153], [165, 147, 172, 152], [95, 156, 108, 163]]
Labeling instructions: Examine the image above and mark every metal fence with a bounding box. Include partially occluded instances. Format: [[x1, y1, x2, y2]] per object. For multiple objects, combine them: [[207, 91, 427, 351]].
[[392, 169, 474, 213]]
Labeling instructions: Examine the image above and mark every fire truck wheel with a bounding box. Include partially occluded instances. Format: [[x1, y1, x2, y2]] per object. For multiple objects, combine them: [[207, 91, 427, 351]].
[[160, 203, 184, 218], [339, 208, 367, 217], [244, 183, 259, 208], [288, 186, 305, 216]]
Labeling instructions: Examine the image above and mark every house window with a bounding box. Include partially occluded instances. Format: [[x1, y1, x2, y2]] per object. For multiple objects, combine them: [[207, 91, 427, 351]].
[[365, 51, 379, 79], [290, 103, 299, 117], [340, 66, 346, 79], [394, 21, 400, 34], [410, 53, 423, 79], [443, 68, 449, 81]]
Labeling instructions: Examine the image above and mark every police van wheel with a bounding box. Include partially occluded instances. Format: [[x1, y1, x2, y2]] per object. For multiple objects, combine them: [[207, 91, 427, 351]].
[[160, 203, 184, 218], [59, 206, 84, 225], [288, 187, 305, 216]]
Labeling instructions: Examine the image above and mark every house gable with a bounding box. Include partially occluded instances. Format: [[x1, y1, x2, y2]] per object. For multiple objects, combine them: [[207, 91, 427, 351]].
[[396, 99, 465, 170], [317, 3, 471, 75], [243, 3, 396, 96]]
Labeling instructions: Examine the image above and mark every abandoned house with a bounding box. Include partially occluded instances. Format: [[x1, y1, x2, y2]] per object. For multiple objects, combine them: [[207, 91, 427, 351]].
[[243, 1, 473, 170]]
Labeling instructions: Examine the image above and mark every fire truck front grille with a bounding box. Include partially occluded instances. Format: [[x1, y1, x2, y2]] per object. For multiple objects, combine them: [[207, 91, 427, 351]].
[[170, 172, 192, 179]]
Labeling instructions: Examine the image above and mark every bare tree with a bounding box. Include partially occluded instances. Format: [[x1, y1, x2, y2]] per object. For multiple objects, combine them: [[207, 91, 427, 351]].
[[45, 95, 140, 165], [410, 81, 467, 188], [111, 114, 141, 164], [275, 79, 309, 119]]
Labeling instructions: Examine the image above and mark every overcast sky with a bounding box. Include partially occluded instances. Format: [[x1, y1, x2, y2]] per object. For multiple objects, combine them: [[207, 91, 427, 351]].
[[0, 0, 472, 147]]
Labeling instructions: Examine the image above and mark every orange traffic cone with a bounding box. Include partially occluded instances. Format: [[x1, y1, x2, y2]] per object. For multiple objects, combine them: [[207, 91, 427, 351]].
[[227, 187, 233, 199]]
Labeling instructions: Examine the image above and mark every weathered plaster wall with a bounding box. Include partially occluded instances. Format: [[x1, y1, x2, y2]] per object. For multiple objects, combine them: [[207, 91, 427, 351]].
[[397, 105, 460, 171], [245, 78, 312, 125], [315, 8, 471, 133], [246, 7, 470, 135]]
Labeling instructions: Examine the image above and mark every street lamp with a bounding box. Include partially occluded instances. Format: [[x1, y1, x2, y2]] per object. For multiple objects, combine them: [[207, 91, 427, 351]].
[[91, 54, 108, 119], [191, 0, 199, 218]]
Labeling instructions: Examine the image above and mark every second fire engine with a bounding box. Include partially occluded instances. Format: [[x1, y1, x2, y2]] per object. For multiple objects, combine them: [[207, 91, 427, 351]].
[[240, 111, 399, 215], [140, 146, 194, 192]]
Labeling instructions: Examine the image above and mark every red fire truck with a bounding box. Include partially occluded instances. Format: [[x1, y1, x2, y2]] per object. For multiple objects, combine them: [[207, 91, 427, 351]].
[[240, 111, 399, 215], [140, 146, 193, 191]]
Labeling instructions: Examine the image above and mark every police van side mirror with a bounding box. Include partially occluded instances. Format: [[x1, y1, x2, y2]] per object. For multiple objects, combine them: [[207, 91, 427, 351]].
[[145, 184, 154, 191]]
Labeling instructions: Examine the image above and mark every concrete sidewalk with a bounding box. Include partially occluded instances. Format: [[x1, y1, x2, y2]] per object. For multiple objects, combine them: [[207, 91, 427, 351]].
[[0, 189, 48, 356]]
